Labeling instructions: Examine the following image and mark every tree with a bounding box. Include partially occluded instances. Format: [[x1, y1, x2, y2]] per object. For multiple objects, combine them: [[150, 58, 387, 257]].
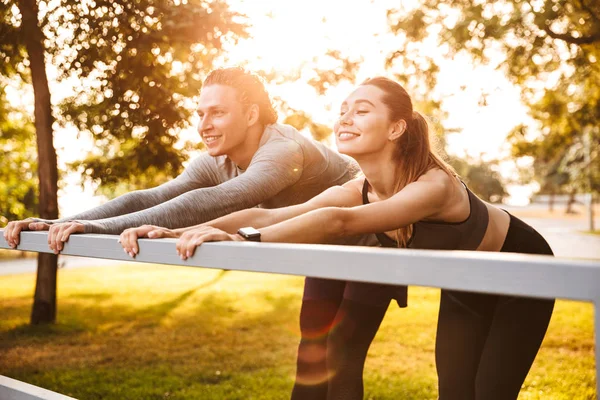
[[52, 0, 248, 193], [15, 0, 60, 324], [386, 0, 600, 215], [0, 0, 247, 324], [282, 106, 333, 142], [259, 51, 363, 142], [508, 61, 600, 213], [509, 122, 573, 212], [0, 86, 38, 225], [449, 156, 509, 203]]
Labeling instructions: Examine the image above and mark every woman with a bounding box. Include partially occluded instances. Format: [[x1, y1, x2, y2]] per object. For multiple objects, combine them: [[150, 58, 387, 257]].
[[121, 77, 555, 400]]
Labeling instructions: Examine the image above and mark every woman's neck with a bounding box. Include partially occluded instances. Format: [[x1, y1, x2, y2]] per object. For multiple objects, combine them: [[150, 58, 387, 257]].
[[357, 152, 404, 200]]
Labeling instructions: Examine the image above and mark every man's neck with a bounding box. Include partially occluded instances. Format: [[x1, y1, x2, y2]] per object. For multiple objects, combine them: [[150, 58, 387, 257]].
[[227, 124, 266, 170]]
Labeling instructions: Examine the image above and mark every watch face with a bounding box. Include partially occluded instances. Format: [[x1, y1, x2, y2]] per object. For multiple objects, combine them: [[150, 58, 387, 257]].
[[239, 227, 261, 239]]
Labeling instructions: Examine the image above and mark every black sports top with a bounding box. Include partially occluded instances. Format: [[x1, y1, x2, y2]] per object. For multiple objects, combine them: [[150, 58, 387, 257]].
[[362, 179, 489, 250]]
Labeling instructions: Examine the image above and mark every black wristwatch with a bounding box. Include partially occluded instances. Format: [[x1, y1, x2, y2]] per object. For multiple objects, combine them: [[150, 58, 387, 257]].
[[237, 227, 261, 242]]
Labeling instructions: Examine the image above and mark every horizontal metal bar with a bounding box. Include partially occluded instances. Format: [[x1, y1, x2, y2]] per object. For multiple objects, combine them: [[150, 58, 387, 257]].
[[2, 230, 599, 302], [0, 375, 76, 400]]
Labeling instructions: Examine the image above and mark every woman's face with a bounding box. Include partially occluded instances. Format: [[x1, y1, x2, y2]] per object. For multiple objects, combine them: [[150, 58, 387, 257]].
[[334, 85, 395, 158]]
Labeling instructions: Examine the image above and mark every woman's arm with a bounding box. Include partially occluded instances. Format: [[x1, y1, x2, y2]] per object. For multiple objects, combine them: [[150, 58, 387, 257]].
[[173, 176, 453, 259], [181, 183, 364, 233], [260, 178, 450, 244], [120, 181, 364, 257]]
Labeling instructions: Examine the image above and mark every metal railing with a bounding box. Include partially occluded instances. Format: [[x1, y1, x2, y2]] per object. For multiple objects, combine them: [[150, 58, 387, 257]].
[[0, 375, 76, 400], [1, 230, 599, 398]]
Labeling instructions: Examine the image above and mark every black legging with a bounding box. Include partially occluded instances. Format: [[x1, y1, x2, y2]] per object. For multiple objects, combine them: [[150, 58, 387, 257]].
[[291, 214, 554, 400], [436, 214, 555, 400], [291, 298, 388, 400]]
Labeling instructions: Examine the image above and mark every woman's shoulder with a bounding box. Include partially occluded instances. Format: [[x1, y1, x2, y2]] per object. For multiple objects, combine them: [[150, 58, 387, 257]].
[[342, 177, 367, 195], [420, 168, 454, 183], [414, 168, 457, 197]]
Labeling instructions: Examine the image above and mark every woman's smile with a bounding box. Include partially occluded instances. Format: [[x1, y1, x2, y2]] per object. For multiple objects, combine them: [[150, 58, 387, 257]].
[[337, 131, 360, 141]]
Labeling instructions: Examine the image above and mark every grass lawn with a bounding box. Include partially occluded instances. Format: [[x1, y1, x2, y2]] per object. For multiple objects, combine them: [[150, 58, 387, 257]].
[[0, 264, 596, 399], [0, 248, 37, 260]]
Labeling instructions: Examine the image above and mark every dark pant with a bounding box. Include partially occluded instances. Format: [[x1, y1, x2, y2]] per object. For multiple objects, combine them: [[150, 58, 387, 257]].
[[292, 277, 401, 400], [290, 293, 388, 400], [436, 214, 555, 400], [292, 231, 406, 400], [292, 214, 554, 400]]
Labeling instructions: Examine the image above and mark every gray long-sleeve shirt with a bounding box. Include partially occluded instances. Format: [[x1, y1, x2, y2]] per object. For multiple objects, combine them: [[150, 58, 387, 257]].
[[41, 123, 360, 234]]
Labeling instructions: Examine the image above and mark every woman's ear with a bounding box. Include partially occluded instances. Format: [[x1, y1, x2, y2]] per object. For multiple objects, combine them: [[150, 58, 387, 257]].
[[247, 104, 260, 126], [388, 119, 407, 141]]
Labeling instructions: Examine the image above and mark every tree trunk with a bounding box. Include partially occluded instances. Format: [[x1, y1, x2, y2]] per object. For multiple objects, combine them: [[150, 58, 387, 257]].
[[590, 193, 596, 232], [549, 191, 555, 212], [565, 189, 577, 214], [18, 0, 59, 325]]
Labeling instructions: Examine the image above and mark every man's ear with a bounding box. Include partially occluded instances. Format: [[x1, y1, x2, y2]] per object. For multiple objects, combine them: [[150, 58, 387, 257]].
[[388, 119, 407, 141], [247, 104, 260, 126]]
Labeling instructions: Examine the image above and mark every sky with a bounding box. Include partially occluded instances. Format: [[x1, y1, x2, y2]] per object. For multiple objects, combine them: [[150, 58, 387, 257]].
[[221, 0, 531, 153], [7, 0, 540, 214], [209, 0, 538, 204]]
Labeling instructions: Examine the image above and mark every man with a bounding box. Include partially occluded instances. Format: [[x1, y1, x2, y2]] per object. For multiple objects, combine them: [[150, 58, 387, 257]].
[[3, 67, 360, 253]]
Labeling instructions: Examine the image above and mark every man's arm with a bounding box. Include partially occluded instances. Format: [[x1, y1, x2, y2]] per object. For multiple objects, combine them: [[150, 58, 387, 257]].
[[119, 179, 365, 257], [183, 182, 362, 233], [2, 153, 218, 248], [78, 139, 305, 234], [43, 153, 219, 223]]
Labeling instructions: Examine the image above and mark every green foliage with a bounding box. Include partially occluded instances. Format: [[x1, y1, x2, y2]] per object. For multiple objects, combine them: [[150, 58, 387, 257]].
[[0, 89, 38, 225], [1, 0, 248, 197], [259, 50, 363, 96], [259, 52, 363, 142], [305, 50, 363, 96], [0, 1, 26, 78], [45, 0, 249, 193], [282, 106, 332, 142], [508, 123, 570, 194], [386, 0, 600, 196], [269, 46, 451, 146], [448, 156, 508, 203]]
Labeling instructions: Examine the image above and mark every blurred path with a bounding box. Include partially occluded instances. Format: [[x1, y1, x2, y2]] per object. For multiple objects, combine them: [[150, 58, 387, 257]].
[[503, 204, 600, 260], [1, 207, 598, 276], [517, 217, 600, 260]]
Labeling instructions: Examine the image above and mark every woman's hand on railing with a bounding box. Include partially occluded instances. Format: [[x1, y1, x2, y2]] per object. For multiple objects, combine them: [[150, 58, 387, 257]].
[[119, 225, 178, 258], [176, 226, 242, 260], [44, 222, 85, 254]]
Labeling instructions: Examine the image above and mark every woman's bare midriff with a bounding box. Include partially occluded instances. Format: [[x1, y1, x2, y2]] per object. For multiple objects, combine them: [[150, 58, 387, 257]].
[[424, 176, 511, 252], [477, 203, 511, 252]]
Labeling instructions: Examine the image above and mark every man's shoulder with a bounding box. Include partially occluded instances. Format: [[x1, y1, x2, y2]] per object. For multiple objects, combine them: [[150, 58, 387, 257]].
[[257, 124, 306, 154], [261, 123, 332, 153], [261, 123, 304, 143], [183, 151, 233, 183]]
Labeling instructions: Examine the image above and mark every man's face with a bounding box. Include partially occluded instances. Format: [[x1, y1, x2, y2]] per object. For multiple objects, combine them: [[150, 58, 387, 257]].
[[196, 84, 250, 157]]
